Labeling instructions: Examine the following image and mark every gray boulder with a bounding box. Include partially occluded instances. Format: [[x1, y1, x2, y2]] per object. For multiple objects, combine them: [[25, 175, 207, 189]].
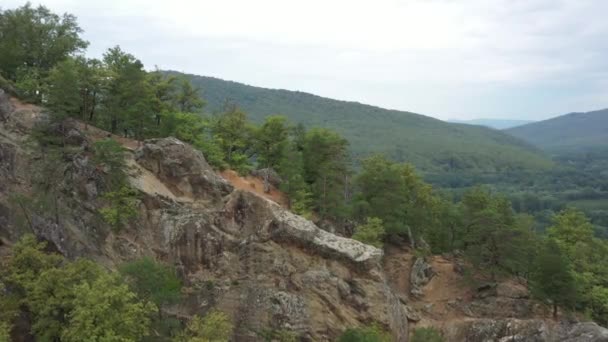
[[135, 137, 232, 200], [410, 257, 435, 297]]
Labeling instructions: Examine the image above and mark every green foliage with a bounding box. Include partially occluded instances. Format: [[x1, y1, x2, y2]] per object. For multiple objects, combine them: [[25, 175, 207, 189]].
[[177, 72, 553, 174], [93, 138, 128, 187], [507, 108, 608, 153], [460, 187, 531, 280], [255, 115, 289, 170], [102, 46, 155, 138], [548, 207, 595, 262], [4, 235, 63, 290], [3, 235, 155, 341], [14, 66, 43, 102], [99, 186, 139, 230], [0, 3, 88, 87], [543, 208, 608, 323], [175, 311, 233, 342], [119, 257, 182, 307], [46, 58, 82, 120], [352, 217, 385, 248], [302, 127, 350, 219], [257, 328, 298, 342], [530, 239, 577, 316], [353, 154, 442, 245], [411, 327, 444, 342], [213, 107, 255, 171], [175, 76, 205, 112], [0, 322, 9, 342], [338, 324, 391, 342], [61, 272, 156, 342], [159, 111, 226, 169]]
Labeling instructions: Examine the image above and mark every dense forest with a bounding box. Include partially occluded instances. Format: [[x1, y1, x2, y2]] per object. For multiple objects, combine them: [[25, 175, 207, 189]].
[[171, 73, 608, 237], [1, 3, 608, 342], [172, 72, 553, 173]]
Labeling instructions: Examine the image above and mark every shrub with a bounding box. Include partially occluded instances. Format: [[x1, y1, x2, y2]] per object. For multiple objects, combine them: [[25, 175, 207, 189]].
[[352, 217, 386, 248], [175, 310, 233, 342], [411, 327, 444, 342], [338, 323, 391, 342]]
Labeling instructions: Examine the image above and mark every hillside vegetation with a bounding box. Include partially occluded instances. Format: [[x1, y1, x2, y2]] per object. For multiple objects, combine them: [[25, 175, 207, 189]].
[[449, 118, 534, 129], [506, 108, 608, 153], [171, 72, 552, 173]]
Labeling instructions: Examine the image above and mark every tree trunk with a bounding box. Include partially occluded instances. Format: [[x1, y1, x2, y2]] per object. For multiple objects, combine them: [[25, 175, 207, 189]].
[[407, 226, 416, 249], [263, 170, 270, 193], [88, 91, 97, 122], [54, 195, 60, 225], [322, 175, 327, 217], [553, 304, 558, 318], [17, 199, 34, 233]]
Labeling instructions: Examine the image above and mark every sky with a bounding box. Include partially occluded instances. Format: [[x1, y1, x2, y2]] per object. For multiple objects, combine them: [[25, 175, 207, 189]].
[[4, 0, 608, 120]]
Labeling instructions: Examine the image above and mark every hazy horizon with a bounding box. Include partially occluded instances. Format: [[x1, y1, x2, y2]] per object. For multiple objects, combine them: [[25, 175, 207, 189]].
[[4, 0, 608, 121]]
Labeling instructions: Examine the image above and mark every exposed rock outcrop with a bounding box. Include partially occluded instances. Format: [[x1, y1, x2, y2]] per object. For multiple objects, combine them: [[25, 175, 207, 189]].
[[0, 89, 13, 122], [135, 137, 233, 201], [444, 319, 608, 341], [2, 98, 608, 342], [410, 257, 435, 298]]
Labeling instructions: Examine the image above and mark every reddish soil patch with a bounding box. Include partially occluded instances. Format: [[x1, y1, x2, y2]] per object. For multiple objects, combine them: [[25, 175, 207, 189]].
[[383, 244, 414, 296], [10, 97, 39, 112], [220, 170, 288, 207]]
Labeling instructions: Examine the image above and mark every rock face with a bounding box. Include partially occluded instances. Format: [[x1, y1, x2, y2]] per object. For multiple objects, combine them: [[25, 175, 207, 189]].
[[444, 319, 608, 341], [161, 190, 407, 341], [251, 168, 282, 188], [0, 103, 409, 341], [0, 89, 13, 122], [135, 137, 233, 200], [2, 99, 608, 342], [410, 257, 435, 298]]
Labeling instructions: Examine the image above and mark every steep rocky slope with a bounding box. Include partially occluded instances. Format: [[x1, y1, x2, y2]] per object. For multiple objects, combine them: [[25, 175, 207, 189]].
[[0, 92, 607, 341], [384, 245, 608, 341], [0, 92, 408, 341]]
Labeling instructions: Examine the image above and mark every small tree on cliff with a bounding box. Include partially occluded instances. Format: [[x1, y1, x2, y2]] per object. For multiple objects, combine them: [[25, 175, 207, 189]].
[[531, 239, 578, 317]]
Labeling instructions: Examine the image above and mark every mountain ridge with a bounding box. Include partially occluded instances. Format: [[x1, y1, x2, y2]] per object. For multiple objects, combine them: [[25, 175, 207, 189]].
[[449, 118, 534, 130], [506, 108, 608, 153], [168, 71, 553, 173]]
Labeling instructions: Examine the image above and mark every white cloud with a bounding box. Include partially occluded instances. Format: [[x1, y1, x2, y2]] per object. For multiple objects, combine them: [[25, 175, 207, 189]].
[[4, 0, 608, 119]]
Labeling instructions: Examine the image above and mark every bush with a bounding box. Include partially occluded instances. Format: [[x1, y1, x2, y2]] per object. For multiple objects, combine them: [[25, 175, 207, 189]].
[[338, 323, 391, 342], [352, 217, 386, 248], [92, 138, 128, 187], [411, 327, 444, 342], [119, 257, 182, 308], [0, 322, 10, 342], [99, 186, 139, 230], [175, 310, 233, 342], [3, 235, 155, 341]]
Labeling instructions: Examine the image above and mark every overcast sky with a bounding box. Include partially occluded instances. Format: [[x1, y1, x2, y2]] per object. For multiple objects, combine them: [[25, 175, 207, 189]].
[[5, 0, 608, 120]]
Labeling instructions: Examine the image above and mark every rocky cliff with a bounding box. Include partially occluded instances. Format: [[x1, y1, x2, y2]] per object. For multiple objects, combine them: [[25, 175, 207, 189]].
[[0, 94, 607, 341], [0, 95, 408, 341]]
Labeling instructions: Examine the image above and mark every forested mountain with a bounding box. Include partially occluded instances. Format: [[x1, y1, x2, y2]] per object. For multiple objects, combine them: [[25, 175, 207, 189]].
[[449, 118, 534, 129], [171, 72, 552, 172], [4, 3, 608, 341], [506, 108, 608, 153]]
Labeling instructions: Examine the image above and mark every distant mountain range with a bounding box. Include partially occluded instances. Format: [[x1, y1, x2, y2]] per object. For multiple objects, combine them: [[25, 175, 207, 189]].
[[449, 118, 534, 130], [169, 71, 552, 173], [506, 109, 608, 153]]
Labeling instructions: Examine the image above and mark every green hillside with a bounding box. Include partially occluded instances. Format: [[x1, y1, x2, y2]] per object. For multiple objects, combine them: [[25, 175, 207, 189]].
[[171, 71, 552, 173], [449, 118, 534, 129], [506, 109, 608, 153]]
